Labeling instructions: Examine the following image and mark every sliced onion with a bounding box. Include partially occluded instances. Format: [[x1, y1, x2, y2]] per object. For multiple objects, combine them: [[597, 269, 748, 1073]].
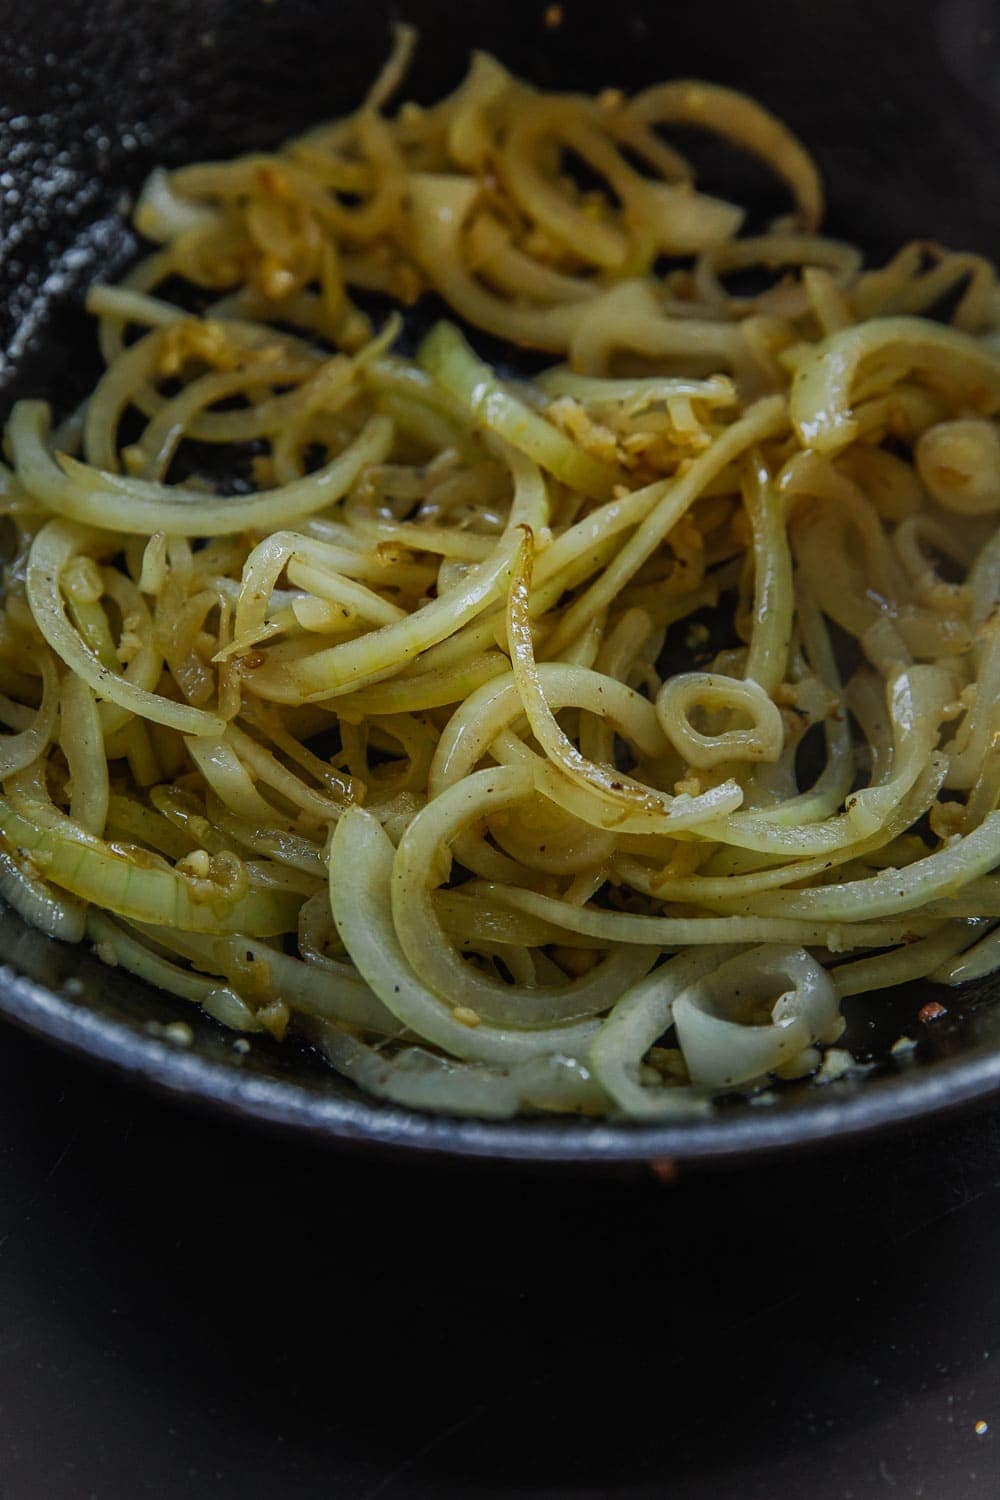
[[87, 910, 261, 1027], [790, 316, 1000, 455], [328, 804, 599, 1065], [672, 945, 841, 1089], [0, 796, 301, 936], [0, 844, 87, 942], [0, 651, 59, 778], [590, 948, 745, 1117], [507, 531, 742, 831], [418, 321, 623, 500], [26, 520, 223, 738], [10, 401, 393, 537]]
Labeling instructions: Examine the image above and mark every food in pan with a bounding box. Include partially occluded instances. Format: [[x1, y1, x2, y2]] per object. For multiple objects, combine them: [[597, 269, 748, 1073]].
[[1, 29, 998, 1117]]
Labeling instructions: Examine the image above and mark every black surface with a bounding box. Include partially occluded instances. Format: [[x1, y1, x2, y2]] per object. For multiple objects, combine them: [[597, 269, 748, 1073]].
[[2, 1015, 1000, 1498]]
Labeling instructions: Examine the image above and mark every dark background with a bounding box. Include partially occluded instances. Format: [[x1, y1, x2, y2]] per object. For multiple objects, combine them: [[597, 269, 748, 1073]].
[[2, 0, 1000, 1493], [2, 1017, 1000, 1499]]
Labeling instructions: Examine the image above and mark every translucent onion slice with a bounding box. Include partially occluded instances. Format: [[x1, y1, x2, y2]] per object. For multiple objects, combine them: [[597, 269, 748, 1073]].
[[85, 284, 188, 339], [311, 1024, 522, 1117], [625, 80, 824, 231], [934, 924, 1000, 986], [129, 920, 398, 1033], [429, 662, 668, 795], [418, 321, 623, 500], [26, 520, 224, 738], [589, 947, 746, 1117], [655, 672, 784, 769], [507, 531, 743, 830], [672, 945, 841, 1089], [0, 845, 87, 943], [406, 174, 585, 352], [694, 234, 862, 314], [469, 881, 944, 951], [725, 811, 1000, 924], [832, 922, 991, 998], [250, 443, 548, 702], [87, 910, 261, 1029], [307, 1023, 608, 1117], [134, 167, 220, 243], [790, 316, 1000, 455], [743, 463, 794, 694], [612, 758, 947, 905], [59, 673, 110, 837], [186, 736, 283, 823], [0, 796, 301, 936], [540, 393, 787, 658], [10, 401, 393, 537], [467, 212, 601, 305], [328, 804, 600, 1064], [333, 651, 509, 719], [698, 673, 952, 857], [391, 765, 659, 1023], [0, 651, 59, 779], [535, 369, 737, 413]]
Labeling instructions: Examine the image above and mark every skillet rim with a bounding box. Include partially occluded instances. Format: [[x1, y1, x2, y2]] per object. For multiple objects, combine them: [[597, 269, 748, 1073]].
[[0, 957, 997, 1163], [2, 0, 1000, 1165]]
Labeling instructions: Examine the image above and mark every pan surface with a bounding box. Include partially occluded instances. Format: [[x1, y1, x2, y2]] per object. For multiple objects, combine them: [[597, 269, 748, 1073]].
[[1, 0, 998, 1163]]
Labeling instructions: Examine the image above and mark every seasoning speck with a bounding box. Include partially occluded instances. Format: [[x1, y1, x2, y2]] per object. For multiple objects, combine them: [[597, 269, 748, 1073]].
[[918, 1000, 948, 1023], [816, 1047, 854, 1085]]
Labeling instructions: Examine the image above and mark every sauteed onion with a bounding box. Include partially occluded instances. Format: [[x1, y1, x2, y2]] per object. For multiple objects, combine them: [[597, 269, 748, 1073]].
[[2, 29, 998, 1117]]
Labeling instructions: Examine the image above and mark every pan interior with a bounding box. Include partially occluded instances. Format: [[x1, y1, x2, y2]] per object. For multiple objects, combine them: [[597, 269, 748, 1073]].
[[0, 0, 998, 1159]]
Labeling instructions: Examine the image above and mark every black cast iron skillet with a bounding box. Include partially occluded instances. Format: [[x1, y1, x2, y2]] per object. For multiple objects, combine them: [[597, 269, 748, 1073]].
[[1, 0, 998, 1165]]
